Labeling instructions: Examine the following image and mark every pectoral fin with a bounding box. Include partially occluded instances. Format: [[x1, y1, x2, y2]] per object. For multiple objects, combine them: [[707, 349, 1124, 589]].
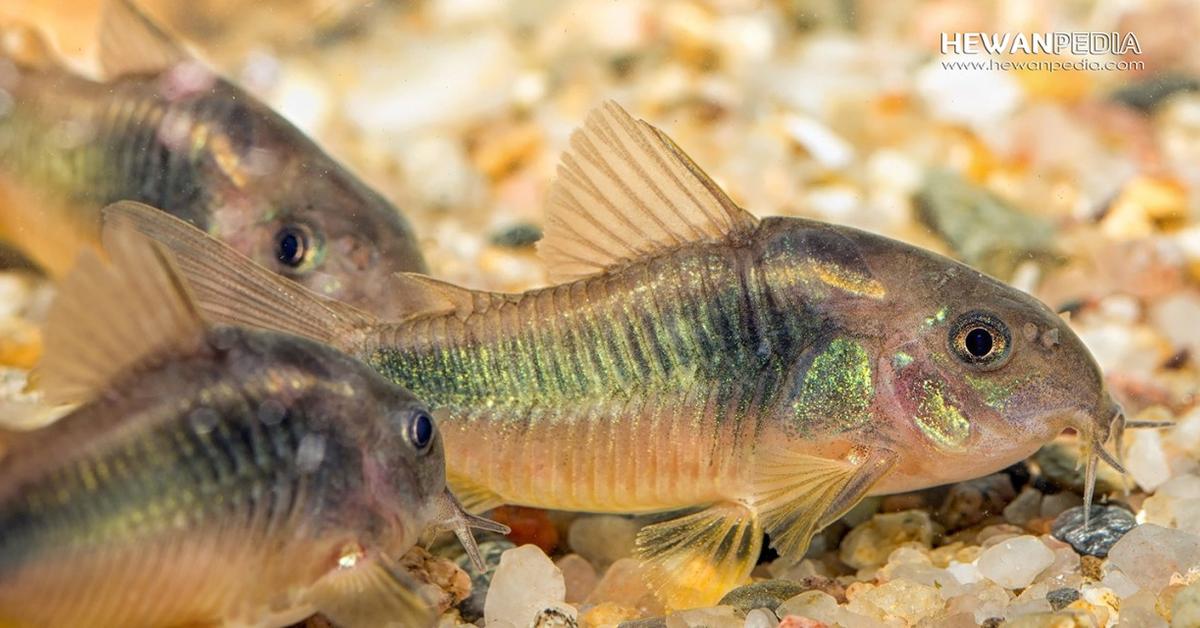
[[445, 470, 506, 515], [308, 556, 434, 628], [633, 502, 762, 610], [752, 446, 897, 562]]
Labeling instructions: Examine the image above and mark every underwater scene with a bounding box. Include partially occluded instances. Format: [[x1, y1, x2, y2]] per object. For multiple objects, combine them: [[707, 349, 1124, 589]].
[[0, 0, 1199, 626]]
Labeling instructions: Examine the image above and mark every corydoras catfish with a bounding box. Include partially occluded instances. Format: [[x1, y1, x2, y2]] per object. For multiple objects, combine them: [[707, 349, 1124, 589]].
[[108, 102, 1143, 609], [0, 0, 426, 317], [0, 224, 501, 627]]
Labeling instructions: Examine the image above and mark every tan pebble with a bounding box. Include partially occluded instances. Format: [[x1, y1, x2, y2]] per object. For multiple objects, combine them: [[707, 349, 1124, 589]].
[[1102, 176, 1188, 239], [1080, 555, 1104, 581], [1002, 610, 1095, 627], [471, 121, 544, 180], [0, 318, 41, 369], [578, 601, 640, 628], [398, 546, 472, 611]]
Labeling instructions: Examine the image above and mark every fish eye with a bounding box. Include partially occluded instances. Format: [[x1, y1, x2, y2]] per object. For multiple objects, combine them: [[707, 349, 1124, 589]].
[[408, 410, 435, 453], [274, 224, 314, 269], [949, 311, 1011, 369]]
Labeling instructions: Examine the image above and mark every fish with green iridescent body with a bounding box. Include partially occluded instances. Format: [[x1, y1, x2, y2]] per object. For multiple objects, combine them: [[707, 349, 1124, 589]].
[[111, 102, 1142, 609], [0, 0, 425, 317], [0, 223, 502, 627]]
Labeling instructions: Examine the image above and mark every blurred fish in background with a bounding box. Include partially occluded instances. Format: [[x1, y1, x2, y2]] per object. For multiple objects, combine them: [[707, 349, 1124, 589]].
[[0, 0, 428, 323]]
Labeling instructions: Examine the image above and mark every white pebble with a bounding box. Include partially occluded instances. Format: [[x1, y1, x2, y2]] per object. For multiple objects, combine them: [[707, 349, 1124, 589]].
[[1126, 429, 1171, 492], [1108, 524, 1200, 593], [484, 545, 566, 627], [976, 535, 1054, 589], [916, 55, 1022, 129], [743, 608, 779, 628], [783, 113, 854, 170], [666, 605, 741, 628]]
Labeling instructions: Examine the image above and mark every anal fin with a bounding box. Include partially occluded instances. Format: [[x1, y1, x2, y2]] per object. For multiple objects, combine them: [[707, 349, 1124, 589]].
[[634, 502, 761, 610], [752, 446, 897, 563], [308, 554, 434, 628]]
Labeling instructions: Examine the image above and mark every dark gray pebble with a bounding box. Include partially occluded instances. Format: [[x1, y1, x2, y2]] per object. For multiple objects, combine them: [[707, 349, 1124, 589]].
[[534, 606, 579, 627], [490, 222, 543, 248], [718, 579, 806, 614], [618, 619, 667, 628], [1046, 587, 1081, 611], [1051, 504, 1136, 557]]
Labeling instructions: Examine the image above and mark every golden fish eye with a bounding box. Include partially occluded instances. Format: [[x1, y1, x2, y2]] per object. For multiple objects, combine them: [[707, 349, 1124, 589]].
[[949, 311, 1011, 369]]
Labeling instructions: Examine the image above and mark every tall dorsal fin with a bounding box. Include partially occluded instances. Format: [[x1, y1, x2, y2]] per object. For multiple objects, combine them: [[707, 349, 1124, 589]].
[[97, 0, 189, 79], [538, 101, 758, 283], [33, 215, 205, 406], [0, 22, 61, 71]]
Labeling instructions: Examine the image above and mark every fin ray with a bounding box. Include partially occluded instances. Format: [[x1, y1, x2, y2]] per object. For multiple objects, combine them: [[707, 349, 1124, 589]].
[[539, 101, 757, 282], [309, 557, 434, 628], [753, 447, 896, 562], [98, 0, 189, 78], [33, 218, 204, 405], [101, 202, 375, 349], [446, 470, 506, 515], [634, 502, 761, 610]]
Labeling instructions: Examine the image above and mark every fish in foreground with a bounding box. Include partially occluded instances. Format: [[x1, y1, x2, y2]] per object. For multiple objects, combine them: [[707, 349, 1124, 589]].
[[0, 0, 426, 318], [0, 224, 503, 627], [109, 102, 1158, 609]]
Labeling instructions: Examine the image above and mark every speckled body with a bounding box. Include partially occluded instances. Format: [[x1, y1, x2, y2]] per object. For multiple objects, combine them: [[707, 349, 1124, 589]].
[[0, 58, 426, 314], [0, 327, 440, 627], [366, 217, 1114, 514]]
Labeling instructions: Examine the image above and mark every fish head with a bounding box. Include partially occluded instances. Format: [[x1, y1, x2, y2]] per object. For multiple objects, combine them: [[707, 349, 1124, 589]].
[[200, 85, 427, 317], [868, 245, 1119, 489], [257, 174, 429, 318], [365, 398, 448, 528]]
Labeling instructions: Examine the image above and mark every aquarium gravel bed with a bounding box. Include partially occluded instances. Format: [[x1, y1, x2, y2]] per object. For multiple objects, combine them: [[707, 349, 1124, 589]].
[[3, 0, 1200, 626]]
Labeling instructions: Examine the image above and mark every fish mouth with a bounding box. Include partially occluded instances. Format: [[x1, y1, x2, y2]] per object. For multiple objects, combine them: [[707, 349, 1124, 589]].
[[1075, 400, 1175, 527], [430, 489, 511, 572]]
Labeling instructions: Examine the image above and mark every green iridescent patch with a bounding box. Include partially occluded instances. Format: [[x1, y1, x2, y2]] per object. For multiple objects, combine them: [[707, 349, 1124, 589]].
[[965, 373, 1027, 411], [792, 338, 873, 436], [915, 378, 970, 451]]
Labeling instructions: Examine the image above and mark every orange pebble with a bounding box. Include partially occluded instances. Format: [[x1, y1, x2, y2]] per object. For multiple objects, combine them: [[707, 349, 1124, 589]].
[[491, 505, 560, 554]]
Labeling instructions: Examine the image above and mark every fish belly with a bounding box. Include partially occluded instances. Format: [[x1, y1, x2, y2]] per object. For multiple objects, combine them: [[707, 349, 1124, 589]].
[[441, 395, 756, 514]]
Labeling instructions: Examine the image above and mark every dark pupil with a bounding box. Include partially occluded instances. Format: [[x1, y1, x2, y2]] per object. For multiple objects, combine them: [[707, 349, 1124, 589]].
[[276, 229, 306, 267], [965, 327, 994, 358], [411, 413, 433, 449]]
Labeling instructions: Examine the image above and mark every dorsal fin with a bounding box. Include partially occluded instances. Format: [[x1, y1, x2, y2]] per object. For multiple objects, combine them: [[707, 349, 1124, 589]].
[[0, 22, 60, 70], [102, 202, 378, 348], [538, 101, 758, 283], [98, 0, 189, 79], [33, 216, 205, 406]]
